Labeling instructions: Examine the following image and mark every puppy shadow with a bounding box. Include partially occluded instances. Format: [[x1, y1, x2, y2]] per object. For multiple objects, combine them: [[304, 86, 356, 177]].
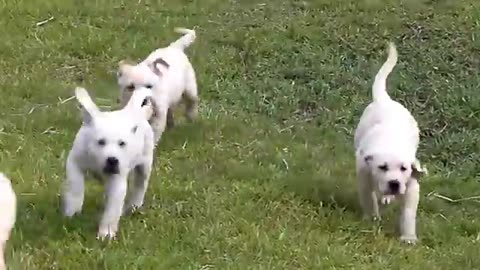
[[284, 165, 361, 215], [12, 188, 103, 249], [157, 119, 211, 152]]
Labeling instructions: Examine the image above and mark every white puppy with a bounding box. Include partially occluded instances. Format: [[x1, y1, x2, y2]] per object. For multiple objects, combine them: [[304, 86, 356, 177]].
[[117, 27, 199, 144], [63, 87, 155, 240], [0, 173, 16, 270], [354, 43, 426, 244]]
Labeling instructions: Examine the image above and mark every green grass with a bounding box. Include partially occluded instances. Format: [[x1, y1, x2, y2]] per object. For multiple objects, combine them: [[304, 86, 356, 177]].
[[0, 0, 479, 269]]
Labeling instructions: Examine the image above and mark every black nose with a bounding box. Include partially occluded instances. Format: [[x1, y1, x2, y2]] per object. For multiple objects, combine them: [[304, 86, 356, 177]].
[[388, 180, 400, 194], [104, 157, 119, 174], [106, 157, 118, 166]]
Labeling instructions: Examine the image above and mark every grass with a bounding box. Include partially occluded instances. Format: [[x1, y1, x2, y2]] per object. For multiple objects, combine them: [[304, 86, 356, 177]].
[[0, 0, 479, 269]]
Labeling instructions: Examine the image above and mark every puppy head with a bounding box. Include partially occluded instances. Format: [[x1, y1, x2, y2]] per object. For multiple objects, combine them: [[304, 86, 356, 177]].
[[75, 87, 152, 175], [363, 152, 425, 196], [116, 58, 169, 106]]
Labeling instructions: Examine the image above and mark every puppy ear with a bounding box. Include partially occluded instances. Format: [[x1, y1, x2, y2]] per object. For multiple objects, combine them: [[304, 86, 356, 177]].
[[118, 59, 136, 67], [123, 88, 155, 120], [131, 125, 138, 134], [411, 159, 427, 180], [148, 63, 162, 77], [75, 87, 100, 125], [364, 155, 374, 165], [118, 60, 135, 77], [148, 58, 170, 77], [139, 97, 155, 120]]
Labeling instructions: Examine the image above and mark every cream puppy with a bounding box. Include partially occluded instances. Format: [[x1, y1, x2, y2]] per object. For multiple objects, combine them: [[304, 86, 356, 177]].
[[0, 173, 16, 270], [354, 43, 426, 244], [63, 87, 155, 240], [117, 27, 199, 144]]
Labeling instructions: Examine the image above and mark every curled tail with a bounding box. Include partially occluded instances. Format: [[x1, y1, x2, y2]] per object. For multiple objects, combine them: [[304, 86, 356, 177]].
[[372, 42, 398, 102], [169, 27, 196, 51]]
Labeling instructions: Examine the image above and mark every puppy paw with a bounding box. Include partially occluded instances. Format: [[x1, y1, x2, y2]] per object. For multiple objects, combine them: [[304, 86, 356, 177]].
[[97, 223, 118, 241], [400, 235, 418, 245], [381, 195, 395, 205], [123, 204, 143, 215], [363, 214, 381, 222], [63, 201, 82, 217], [63, 207, 80, 217]]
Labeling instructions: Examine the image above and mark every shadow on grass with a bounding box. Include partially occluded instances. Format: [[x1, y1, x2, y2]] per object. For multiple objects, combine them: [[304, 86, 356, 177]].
[[157, 119, 212, 152], [13, 187, 104, 249], [281, 130, 363, 215]]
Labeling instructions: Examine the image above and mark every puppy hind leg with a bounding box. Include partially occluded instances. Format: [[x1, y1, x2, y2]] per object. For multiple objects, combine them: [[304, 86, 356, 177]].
[[183, 68, 199, 121], [399, 179, 420, 244], [63, 156, 85, 217]]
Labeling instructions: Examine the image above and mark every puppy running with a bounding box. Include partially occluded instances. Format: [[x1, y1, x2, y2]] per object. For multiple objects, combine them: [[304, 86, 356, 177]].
[[0, 173, 16, 270], [117, 27, 199, 144], [63, 87, 155, 240], [354, 43, 426, 244]]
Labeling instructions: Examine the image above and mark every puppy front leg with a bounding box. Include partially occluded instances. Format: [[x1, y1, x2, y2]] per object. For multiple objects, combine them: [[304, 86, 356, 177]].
[[150, 108, 167, 145], [97, 175, 127, 240], [399, 179, 420, 244], [63, 155, 85, 217], [0, 242, 5, 270], [358, 171, 380, 220], [166, 108, 175, 129], [125, 161, 153, 214]]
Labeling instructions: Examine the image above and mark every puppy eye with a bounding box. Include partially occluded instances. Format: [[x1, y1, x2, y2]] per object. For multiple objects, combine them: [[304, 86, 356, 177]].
[[118, 140, 126, 147], [98, 139, 106, 146], [378, 164, 389, 172], [400, 165, 407, 172], [145, 84, 153, 89], [127, 84, 135, 91]]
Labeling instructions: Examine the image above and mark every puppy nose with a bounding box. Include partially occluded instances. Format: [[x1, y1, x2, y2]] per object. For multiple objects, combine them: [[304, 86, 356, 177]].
[[388, 180, 400, 194], [106, 157, 119, 167], [104, 156, 120, 174]]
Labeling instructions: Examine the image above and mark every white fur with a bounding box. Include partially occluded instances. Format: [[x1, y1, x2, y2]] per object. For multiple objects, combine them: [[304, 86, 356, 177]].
[[0, 173, 16, 270], [354, 43, 426, 244], [63, 87, 155, 240], [117, 27, 199, 144]]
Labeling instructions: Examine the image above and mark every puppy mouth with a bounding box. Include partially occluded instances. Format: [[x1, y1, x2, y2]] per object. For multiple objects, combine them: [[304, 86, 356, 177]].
[[103, 166, 120, 175]]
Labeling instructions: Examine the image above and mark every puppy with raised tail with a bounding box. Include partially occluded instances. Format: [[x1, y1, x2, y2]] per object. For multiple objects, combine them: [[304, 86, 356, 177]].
[[0, 173, 16, 270], [354, 43, 427, 244], [63, 87, 155, 240], [117, 27, 199, 144]]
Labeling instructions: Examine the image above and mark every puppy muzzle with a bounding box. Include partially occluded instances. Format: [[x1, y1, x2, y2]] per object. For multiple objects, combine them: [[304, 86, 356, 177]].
[[103, 157, 120, 175], [387, 180, 400, 194]]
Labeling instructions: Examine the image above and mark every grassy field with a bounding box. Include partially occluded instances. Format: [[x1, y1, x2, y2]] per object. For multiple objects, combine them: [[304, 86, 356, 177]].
[[0, 0, 479, 269]]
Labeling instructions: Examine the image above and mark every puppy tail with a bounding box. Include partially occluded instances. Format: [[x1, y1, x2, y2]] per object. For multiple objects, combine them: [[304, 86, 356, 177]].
[[372, 42, 398, 102], [169, 27, 196, 51]]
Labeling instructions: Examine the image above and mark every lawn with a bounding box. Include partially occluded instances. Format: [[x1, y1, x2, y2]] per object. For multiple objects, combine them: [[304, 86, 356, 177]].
[[0, 0, 479, 269]]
